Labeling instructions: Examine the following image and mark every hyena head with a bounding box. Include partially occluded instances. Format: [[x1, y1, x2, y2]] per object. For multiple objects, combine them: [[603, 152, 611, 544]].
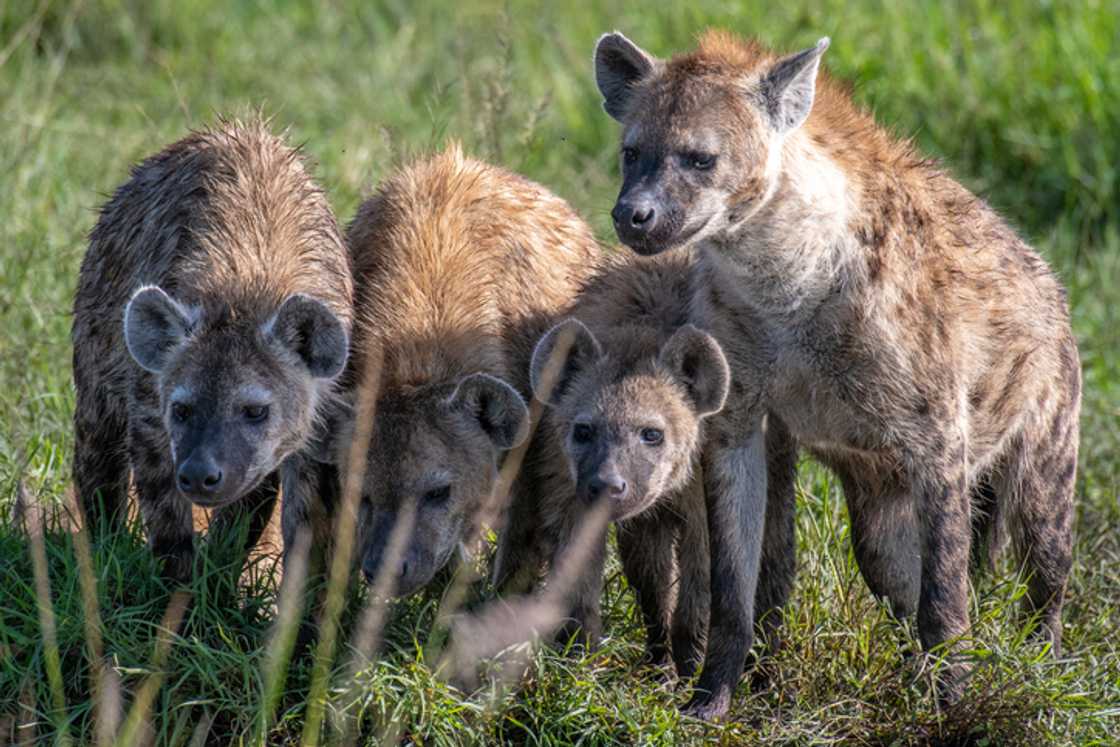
[[124, 286, 348, 508], [350, 373, 528, 596], [531, 319, 729, 521], [594, 30, 830, 255]]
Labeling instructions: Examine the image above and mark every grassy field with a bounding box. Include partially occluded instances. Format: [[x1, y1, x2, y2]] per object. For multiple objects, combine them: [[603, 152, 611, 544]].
[[1, 0, 1118, 744]]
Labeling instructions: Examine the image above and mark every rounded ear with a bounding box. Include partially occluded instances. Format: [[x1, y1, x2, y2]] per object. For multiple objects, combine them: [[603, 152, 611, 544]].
[[758, 37, 830, 133], [448, 373, 529, 450], [594, 31, 661, 121], [123, 285, 196, 373], [529, 318, 603, 407], [266, 294, 349, 379], [658, 325, 730, 417]]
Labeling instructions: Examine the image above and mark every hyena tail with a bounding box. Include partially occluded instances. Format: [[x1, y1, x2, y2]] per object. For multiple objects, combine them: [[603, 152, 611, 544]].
[[968, 476, 1004, 576]]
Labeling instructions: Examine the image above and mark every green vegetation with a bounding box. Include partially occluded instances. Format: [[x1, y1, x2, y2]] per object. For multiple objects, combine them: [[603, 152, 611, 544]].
[[1, 0, 1117, 743]]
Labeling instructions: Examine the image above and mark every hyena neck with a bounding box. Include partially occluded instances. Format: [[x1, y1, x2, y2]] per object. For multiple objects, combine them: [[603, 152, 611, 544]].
[[701, 132, 866, 321]]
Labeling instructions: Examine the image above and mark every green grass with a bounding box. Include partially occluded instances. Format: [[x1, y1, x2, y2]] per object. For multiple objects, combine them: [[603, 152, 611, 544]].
[[1, 0, 1118, 743]]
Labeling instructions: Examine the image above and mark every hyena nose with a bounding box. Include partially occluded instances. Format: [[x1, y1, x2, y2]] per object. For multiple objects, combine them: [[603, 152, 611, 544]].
[[588, 474, 628, 501], [177, 458, 223, 497], [612, 199, 657, 233]]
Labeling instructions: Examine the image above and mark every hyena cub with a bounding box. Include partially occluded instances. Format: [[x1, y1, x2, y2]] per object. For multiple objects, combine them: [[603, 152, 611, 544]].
[[595, 30, 1080, 717], [522, 251, 728, 677], [73, 119, 352, 580], [305, 145, 599, 597]]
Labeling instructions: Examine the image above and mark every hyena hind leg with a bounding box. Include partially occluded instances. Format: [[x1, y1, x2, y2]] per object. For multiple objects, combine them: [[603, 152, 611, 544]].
[[996, 423, 1077, 656], [841, 470, 921, 620], [752, 415, 798, 659]]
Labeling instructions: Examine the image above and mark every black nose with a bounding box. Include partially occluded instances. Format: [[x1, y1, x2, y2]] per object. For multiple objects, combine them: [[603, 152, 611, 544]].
[[611, 198, 657, 233], [177, 457, 223, 496], [588, 473, 628, 500], [362, 554, 409, 586]]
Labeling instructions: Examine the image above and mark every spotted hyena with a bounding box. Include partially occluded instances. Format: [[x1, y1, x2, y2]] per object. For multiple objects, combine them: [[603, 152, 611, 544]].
[[503, 251, 729, 678], [306, 145, 600, 598], [73, 119, 352, 581], [594, 30, 1080, 718]]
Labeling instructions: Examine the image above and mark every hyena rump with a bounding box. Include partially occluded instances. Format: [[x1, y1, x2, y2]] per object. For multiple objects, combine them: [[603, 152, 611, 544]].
[[594, 30, 1080, 718], [503, 251, 729, 678], [73, 119, 352, 580], [308, 146, 599, 597]]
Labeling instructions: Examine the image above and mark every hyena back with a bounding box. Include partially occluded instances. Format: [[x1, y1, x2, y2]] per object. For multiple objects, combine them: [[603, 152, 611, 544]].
[[73, 118, 352, 580], [595, 30, 1080, 718]]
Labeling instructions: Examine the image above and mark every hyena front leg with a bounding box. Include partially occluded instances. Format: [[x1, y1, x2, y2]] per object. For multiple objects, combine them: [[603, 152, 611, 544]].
[[207, 471, 280, 569], [686, 426, 768, 720], [617, 511, 678, 672], [550, 503, 611, 649], [128, 425, 194, 584], [910, 428, 973, 705], [753, 415, 798, 658], [73, 401, 130, 533]]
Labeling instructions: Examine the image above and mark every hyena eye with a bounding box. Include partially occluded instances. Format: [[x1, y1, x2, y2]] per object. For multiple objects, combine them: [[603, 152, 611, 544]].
[[621, 146, 639, 165], [572, 423, 595, 444], [171, 403, 191, 423], [640, 427, 664, 446], [243, 404, 270, 423], [423, 485, 452, 505], [685, 152, 716, 171]]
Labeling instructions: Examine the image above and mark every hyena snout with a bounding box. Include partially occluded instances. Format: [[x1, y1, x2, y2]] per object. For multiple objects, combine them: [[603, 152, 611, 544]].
[[612, 193, 659, 236], [176, 450, 224, 499], [581, 459, 629, 503]]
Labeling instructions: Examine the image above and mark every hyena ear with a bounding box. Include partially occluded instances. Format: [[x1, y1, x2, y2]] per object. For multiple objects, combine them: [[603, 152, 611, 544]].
[[124, 286, 196, 373], [530, 318, 603, 407], [758, 36, 830, 133], [594, 31, 660, 121], [448, 373, 530, 450], [266, 294, 349, 379], [659, 325, 731, 418]]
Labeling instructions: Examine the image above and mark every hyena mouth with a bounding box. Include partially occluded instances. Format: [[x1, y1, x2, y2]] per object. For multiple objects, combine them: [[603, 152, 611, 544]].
[[624, 215, 712, 256]]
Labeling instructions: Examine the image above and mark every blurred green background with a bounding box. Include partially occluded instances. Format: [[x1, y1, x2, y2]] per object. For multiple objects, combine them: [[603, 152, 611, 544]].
[[1, 1, 1116, 743]]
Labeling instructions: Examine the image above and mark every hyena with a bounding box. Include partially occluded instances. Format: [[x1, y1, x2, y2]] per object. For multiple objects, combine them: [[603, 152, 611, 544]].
[[73, 118, 352, 581], [594, 30, 1081, 718], [510, 251, 729, 678], [306, 145, 600, 597]]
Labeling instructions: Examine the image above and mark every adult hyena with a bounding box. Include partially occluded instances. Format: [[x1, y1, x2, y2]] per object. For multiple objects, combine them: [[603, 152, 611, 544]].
[[593, 30, 1080, 718], [315, 145, 600, 598], [73, 118, 352, 581]]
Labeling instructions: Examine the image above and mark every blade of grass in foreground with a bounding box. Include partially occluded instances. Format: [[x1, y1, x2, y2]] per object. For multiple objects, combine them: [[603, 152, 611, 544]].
[[112, 590, 191, 747], [302, 344, 383, 746], [20, 479, 73, 747], [66, 488, 121, 746]]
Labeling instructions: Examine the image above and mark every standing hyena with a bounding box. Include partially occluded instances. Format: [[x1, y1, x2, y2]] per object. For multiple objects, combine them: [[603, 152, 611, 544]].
[[506, 251, 729, 678], [303, 145, 600, 597], [73, 119, 352, 581], [593, 30, 1081, 718]]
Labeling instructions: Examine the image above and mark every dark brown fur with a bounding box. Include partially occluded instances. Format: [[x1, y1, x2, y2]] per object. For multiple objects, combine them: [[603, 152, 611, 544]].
[[500, 251, 728, 677], [596, 30, 1081, 718], [73, 118, 352, 580]]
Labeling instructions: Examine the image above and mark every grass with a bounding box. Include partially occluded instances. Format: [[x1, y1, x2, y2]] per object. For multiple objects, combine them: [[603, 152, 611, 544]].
[[1, 0, 1118, 743]]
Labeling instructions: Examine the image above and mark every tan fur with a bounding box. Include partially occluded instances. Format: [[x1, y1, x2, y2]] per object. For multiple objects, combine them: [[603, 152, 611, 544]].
[[297, 146, 600, 596]]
